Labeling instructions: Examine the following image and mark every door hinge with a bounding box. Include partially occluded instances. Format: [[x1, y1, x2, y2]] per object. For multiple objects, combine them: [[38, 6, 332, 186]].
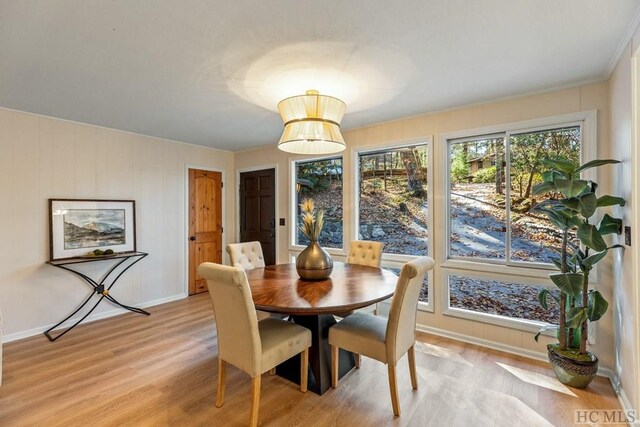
[[221, 227, 224, 233], [221, 181, 224, 188]]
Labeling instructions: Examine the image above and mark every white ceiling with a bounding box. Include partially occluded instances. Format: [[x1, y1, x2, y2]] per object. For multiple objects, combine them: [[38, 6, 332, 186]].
[[0, 0, 638, 151]]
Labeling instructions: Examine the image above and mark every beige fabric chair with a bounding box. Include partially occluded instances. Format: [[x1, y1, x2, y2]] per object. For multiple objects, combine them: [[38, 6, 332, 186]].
[[197, 262, 311, 427], [226, 241, 277, 321], [347, 240, 384, 315], [328, 256, 435, 416], [347, 240, 384, 268], [226, 241, 266, 270]]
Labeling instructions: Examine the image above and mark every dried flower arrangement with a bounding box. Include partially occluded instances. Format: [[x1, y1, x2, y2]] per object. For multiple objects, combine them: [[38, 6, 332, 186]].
[[299, 198, 324, 242]]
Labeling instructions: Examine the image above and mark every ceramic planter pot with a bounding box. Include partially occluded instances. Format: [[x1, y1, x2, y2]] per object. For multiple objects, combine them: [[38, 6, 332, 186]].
[[547, 344, 598, 389], [296, 241, 333, 280]]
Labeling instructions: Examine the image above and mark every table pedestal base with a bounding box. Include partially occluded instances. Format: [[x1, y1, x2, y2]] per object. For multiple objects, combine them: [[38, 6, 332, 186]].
[[276, 314, 355, 395]]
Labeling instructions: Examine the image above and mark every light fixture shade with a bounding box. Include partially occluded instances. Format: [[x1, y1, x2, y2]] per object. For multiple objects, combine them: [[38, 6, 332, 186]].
[[277, 90, 346, 154]]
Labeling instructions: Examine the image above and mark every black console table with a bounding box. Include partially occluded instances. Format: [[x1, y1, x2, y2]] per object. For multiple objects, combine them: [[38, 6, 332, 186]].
[[45, 251, 150, 341]]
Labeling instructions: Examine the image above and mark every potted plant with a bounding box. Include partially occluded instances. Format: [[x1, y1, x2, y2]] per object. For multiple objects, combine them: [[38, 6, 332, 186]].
[[533, 158, 625, 388], [296, 198, 333, 280]]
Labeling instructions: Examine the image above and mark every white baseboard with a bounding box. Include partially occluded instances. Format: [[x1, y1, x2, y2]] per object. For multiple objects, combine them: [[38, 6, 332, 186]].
[[415, 323, 611, 377], [2, 293, 188, 343], [609, 373, 639, 425]]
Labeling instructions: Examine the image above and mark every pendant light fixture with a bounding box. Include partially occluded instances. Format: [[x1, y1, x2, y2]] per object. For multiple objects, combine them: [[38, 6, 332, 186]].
[[277, 90, 346, 154]]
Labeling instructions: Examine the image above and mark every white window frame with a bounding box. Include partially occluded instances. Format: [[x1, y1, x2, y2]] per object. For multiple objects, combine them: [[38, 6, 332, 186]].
[[441, 268, 558, 333], [442, 111, 596, 278], [352, 137, 435, 312], [440, 111, 597, 328], [289, 154, 345, 256]]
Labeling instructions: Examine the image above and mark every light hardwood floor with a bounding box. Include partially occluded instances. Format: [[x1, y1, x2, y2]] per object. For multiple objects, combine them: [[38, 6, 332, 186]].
[[0, 294, 623, 426]]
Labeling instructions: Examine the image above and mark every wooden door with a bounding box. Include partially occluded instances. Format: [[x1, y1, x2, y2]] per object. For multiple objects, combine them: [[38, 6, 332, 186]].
[[189, 169, 223, 295], [239, 169, 276, 265]]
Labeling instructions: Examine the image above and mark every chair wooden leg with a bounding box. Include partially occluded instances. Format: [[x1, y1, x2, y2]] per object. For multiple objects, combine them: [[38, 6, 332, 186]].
[[331, 345, 339, 388], [355, 353, 361, 369], [216, 358, 226, 408], [269, 368, 276, 376], [249, 375, 261, 427], [387, 364, 400, 416], [408, 345, 418, 390], [300, 348, 309, 393]]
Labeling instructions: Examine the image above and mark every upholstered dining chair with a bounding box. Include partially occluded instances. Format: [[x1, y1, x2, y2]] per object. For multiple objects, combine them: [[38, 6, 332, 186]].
[[226, 241, 275, 321], [226, 241, 266, 270], [347, 240, 384, 268], [347, 240, 385, 315], [197, 262, 311, 427], [328, 256, 435, 416]]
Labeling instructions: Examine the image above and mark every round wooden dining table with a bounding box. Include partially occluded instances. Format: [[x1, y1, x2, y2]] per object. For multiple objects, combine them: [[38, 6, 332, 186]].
[[245, 262, 398, 395]]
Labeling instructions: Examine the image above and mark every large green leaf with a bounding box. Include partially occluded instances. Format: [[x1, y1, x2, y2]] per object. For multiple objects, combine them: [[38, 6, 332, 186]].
[[538, 289, 549, 310], [542, 170, 562, 182], [574, 159, 621, 176], [550, 273, 584, 296], [597, 195, 626, 207], [544, 158, 577, 177], [560, 193, 597, 218], [554, 179, 590, 198], [581, 249, 608, 270], [566, 307, 589, 329], [560, 198, 579, 211], [532, 181, 556, 195], [599, 213, 623, 235], [537, 288, 559, 310], [587, 290, 609, 321], [577, 223, 607, 251], [537, 207, 577, 230]]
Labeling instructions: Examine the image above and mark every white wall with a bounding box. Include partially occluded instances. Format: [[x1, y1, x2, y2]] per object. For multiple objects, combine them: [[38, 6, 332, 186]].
[[0, 107, 235, 340], [609, 30, 640, 414]]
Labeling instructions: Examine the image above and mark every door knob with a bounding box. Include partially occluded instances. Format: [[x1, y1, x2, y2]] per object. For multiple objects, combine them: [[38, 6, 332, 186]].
[[189, 236, 196, 241]]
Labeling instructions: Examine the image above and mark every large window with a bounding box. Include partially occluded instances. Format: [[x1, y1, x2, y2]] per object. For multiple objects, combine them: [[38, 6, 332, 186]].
[[448, 125, 581, 266], [357, 144, 429, 255], [357, 143, 430, 305], [294, 157, 343, 249]]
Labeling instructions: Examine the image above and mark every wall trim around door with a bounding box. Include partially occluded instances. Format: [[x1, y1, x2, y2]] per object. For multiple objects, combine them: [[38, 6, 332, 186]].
[[183, 164, 226, 296], [235, 163, 280, 264]]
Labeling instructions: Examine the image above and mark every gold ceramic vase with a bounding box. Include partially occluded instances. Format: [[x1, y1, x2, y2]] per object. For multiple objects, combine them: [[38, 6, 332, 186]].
[[296, 241, 333, 280]]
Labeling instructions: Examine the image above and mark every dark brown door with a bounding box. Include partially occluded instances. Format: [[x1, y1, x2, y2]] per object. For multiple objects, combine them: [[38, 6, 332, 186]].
[[239, 168, 276, 265], [188, 169, 223, 295]]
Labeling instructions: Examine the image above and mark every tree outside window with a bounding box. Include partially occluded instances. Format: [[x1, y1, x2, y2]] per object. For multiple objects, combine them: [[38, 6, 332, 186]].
[[295, 157, 343, 249]]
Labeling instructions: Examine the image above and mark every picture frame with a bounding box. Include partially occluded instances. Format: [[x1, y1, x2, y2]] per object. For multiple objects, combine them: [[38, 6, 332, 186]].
[[49, 199, 137, 261]]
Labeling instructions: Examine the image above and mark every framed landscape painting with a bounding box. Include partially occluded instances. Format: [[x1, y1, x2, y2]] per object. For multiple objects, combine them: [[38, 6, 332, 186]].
[[49, 199, 136, 261]]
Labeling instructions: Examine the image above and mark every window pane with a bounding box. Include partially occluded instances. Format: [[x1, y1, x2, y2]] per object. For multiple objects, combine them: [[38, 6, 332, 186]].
[[384, 266, 429, 304], [449, 137, 506, 260], [295, 158, 343, 248], [358, 145, 429, 255], [509, 126, 581, 263], [448, 275, 559, 323]]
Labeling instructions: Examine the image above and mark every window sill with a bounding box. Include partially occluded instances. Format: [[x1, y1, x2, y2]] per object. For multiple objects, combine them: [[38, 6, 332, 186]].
[[443, 306, 555, 335], [418, 300, 433, 313], [441, 259, 555, 281]]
